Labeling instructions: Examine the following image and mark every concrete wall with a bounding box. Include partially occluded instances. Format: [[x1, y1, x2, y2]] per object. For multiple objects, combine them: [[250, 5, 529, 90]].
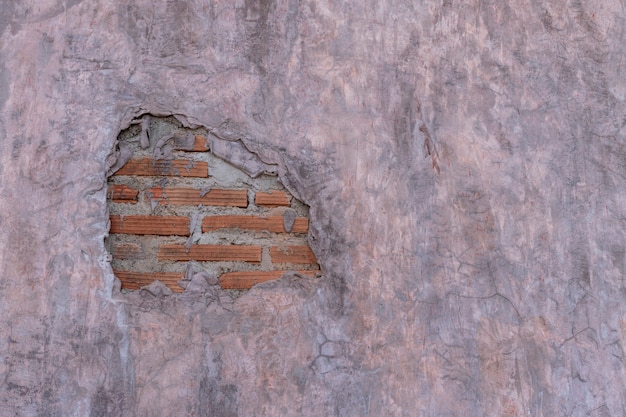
[[0, 1, 625, 416]]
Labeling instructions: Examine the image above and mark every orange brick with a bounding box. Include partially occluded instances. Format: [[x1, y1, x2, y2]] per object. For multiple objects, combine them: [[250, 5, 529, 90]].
[[112, 243, 143, 260], [107, 184, 138, 203], [255, 191, 291, 207], [191, 135, 209, 151], [219, 270, 317, 289], [114, 270, 184, 292], [270, 246, 318, 264], [110, 215, 190, 236], [114, 158, 208, 177], [146, 187, 248, 207], [202, 216, 308, 233], [158, 244, 261, 262]]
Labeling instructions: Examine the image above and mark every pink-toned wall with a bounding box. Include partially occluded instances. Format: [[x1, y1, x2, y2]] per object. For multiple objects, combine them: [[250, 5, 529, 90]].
[[0, 1, 625, 416]]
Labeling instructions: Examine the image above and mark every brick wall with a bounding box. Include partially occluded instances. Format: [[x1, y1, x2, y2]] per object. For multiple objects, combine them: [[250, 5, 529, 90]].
[[106, 116, 319, 293]]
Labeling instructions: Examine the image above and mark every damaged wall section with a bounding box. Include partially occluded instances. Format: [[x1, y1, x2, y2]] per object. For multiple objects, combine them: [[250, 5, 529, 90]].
[[106, 115, 320, 293]]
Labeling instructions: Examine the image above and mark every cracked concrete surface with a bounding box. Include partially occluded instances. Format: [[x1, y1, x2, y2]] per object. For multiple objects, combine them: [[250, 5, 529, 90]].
[[1, 0, 626, 416]]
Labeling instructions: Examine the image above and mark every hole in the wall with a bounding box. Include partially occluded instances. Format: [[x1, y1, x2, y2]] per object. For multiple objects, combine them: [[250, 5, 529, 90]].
[[105, 114, 321, 295]]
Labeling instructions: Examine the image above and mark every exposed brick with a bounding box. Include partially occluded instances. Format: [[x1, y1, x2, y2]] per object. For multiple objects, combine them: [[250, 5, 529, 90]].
[[202, 215, 309, 233], [191, 135, 209, 152], [147, 187, 248, 207], [114, 270, 184, 292], [112, 243, 144, 260], [270, 246, 318, 264], [107, 117, 317, 293], [114, 158, 208, 177], [255, 190, 291, 207], [107, 184, 139, 203], [219, 270, 317, 289], [110, 215, 190, 236], [170, 134, 209, 151], [158, 244, 261, 262]]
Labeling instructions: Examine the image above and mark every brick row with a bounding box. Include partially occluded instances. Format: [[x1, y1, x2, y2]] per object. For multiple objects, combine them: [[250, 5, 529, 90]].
[[255, 191, 290, 207], [115, 269, 318, 292], [114, 271, 184, 292], [111, 241, 317, 264], [158, 244, 262, 262], [110, 215, 190, 236], [219, 270, 318, 289], [107, 187, 297, 209], [270, 246, 317, 264], [114, 158, 208, 177], [109, 214, 308, 237], [147, 187, 248, 207], [107, 184, 139, 203], [202, 215, 308, 233]]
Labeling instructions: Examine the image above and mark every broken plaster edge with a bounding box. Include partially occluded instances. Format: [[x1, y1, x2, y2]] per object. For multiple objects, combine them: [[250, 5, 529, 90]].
[[100, 107, 325, 307]]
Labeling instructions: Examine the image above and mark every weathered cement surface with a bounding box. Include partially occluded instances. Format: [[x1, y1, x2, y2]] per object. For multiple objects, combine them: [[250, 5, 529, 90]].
[[1, 1, 625, 416]]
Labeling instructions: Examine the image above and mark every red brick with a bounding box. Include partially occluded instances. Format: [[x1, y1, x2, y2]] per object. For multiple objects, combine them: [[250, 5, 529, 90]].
[[112, 243, 143, 260], [107, 184, 138, 203], [158, 244, 261, 262], [110, 215, 190, 236], [255, 191, 291, 207], [219, 270, 318, 289], [114, 158, 208, 177], [114, 270, 184, 292], [270, 246, 318, 264], [147, 187, 248, 207], [202, 215, 308, 233]]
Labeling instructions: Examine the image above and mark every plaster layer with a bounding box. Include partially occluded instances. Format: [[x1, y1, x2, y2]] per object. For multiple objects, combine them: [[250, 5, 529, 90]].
[[0, 1, 625, 416]]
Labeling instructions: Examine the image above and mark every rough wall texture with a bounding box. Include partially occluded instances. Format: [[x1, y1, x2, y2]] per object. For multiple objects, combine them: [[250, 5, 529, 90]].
[[0, 1, 625, 416]]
